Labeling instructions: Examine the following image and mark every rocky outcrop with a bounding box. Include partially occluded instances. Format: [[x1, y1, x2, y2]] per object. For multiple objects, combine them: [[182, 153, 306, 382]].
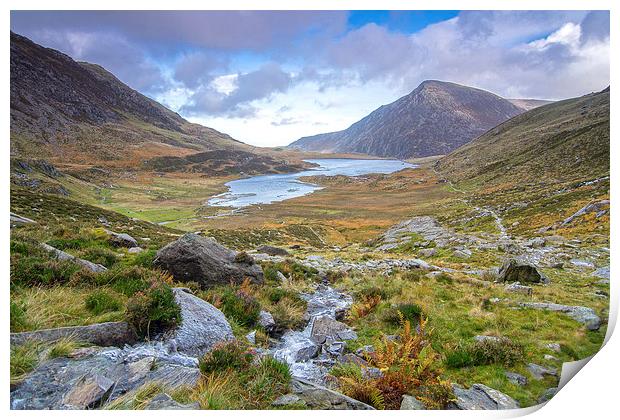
[[561, 200, 609, 226], [258, 310, 277, 333], [10, 321, 137, 347], [289, 378, 374, 410], [10, 212, 37, 227], [143, 393, 200, 410], [504, 282, 533, 295], [154, 233, 263, 287], [448, 384, 520, 410], [41, 243, 107, 273], [518, 302, 601, 330], [311, 315, 357, 343], [165, 288, 234, 357], [505, 372, 528, 386], [105, 229, 138, 248], [497, 259, 549, 284]]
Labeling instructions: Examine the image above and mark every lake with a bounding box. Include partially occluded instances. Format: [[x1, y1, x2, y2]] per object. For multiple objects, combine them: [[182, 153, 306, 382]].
[[207, 158, 416, 208]]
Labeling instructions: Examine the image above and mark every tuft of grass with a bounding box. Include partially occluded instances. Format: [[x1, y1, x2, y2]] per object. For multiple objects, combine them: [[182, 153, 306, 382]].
[[382, 303, 423, 326], [10, 342, 40, 384], [200, 341, 253, 374], [221, 290, 261, 327], [444, 338, 524, 368], [48, 338, 79, 359], [85, 290, 123, 315]]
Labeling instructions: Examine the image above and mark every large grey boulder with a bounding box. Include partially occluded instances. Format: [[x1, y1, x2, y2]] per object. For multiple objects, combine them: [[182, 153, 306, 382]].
[[290, 378, 374, 410], [41, 243, 107, 273], [448, 384, 520, 410], [518, 302, 601, 331], [165, 288, 234, 357], [311, 315, 357, 343], [497, 259, 549, 284], [154, 234, 263, 287], [10, 321, 137, 347]]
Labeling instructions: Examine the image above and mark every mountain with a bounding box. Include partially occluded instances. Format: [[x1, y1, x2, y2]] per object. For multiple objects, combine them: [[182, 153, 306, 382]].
[[435, 87, 610, 185], [10, 32, 252, 168], [508, 98, 554, 111], [288, 80, 524, 159]]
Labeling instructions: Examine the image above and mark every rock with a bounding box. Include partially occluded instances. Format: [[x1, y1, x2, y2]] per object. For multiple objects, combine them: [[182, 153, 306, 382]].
[[10, 321, 137, 347], [290, 378, 374, 410], [311, 315, 357, 342], [10, 212, 37, 227], [62, 374, 115, 409], [361, 367, 383, 380], [337, 353, 368, 367], [518, 302, 601, 330], [418, 248, 436, 257], [453, 249, 472, 259], [257, 245, 290, 256], [272, 393, 306, 407], [505, 372, 528, 386], [258, 310, 276, 332], [570, 259, 594, 268], [504, 282, 533, 296], [294, 343, 320, 362], [127, 247, 144, 254], [355, 345, 375, 357], [544, 354, 560, 362], [545, 343, 561, 353], [525, 237, 546, 248], [246, 330, 256, 345], [41, 243, 107, 273], [591, 266, 610, 279], [154, 233, 263, 286], [473, 335, 501, 343], [537, 387, 557, 404], [324, 341, 345, 356], [166, 288, 234, 357], [400, 395, 425, 410], [526, 363, 558, 380], [562, 200, 609, 226], [449, 384, 520, 410], [497, 259, 549, 284], [276, 271, 288, 282], [105, 229, 138, 248], [143, 393, 200, 410]]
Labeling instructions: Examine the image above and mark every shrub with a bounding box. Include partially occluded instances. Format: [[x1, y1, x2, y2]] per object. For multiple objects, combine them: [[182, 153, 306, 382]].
[[102, 266, 152, 296], [125, 282, 181, 338], [200, 341, 254, 374], [382, 303, 423, 326], [132, 249, 157, 268], [79, 248, 119, 267], [267, 288, 305, 306], [221, 290, 260, 327], [355, 286, 388, 300], [46, 238, 86, 250], [350, 295, 382, 320], [444, 338, 524, 368], [11, 254, 80, 287], [85, 290, 122, 315]]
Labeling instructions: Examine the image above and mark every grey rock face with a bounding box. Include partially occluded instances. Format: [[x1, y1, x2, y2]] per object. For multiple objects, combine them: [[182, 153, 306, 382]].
[[272, 393, 306, 407], [290, 378, 374, 410], [105, 229, 138, 248], [154, 233, 263, 287], [41, 243, 107, 273], [400, 395, 425, 410], [337, 353, 368, 367], [10, 321, 137, 347], [497, 259, 549, 284], [62, 374, 115, 409], [449, 384, 520, 410], [259, 310, 276, 333], [166, 288, 234, 357], [592, 266, 610, 279], [311, 315, 357, 343], [257, 245, 290, 256], [519, 302, 601, 331], [143, 393, 200, 410], [505, 372, 528, 386], [562, 200, 609, 226], [526, 363, 558, 380], [504, 282, 533, 296]]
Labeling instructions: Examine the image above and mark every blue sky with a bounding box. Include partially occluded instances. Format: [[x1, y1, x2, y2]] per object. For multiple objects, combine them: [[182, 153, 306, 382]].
[[10, 10, 610, 147]]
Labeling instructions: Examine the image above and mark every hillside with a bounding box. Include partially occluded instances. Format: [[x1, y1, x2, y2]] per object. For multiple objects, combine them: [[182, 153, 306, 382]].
[[288, 80, 524, 159], [10, 32, 259, 169], [509, 98, 554, 111], [435, 88, 610, 186]]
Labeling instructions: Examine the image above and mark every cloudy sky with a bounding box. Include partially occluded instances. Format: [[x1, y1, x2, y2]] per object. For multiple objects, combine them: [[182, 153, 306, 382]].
[[11, 10, 610, 147]]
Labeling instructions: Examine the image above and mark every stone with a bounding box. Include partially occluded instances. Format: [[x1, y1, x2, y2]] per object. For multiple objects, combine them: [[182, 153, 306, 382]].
[[518, 302, 601, 330], [257, 245, 290, 256], [525, 237, 546, 248], [41, 243, 107, 273], [276, 271, 288, 282], [497, 259, 549, 284], [448, 384, 520, 410], [294, 343, 320, 362], [562, 200, 609, 226], [62, 374, 115, 409], [418, 248, 436, 257], [505, 372, 528, 386], [166, 288, 234, 357], [526, 363, 558, 380], [453, 249, 472, 259], [355, 345, 375, 357], [143, 393, 200, 410], [271, 394, 306, 407], [361, 367, 383, 380], [105, 229, 139, 248], [504, 282, 533, 296], [474, 335, 501, 343], [246, 330, 257, 345], [290, 378, 374, 410], [544, 354, 560, 362], [591, 266, 610, 279], [10, 212, 37, 227], [10, 321, 137, 347], [258, 310, 276, 332], [545, 343, 561, 353], [400, 395, 425, 410], [127, 247, 144, 254], [570, 259, 594, 268], [337, 353, 368, 367], [311, 315, 356, 342], [537, 387, 557, 404], [324, 341, 345, 356], [154, 234, 263, 286]]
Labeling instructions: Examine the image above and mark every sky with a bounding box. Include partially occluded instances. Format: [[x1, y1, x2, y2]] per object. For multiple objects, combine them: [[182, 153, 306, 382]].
[[10, 10, 610, 147]]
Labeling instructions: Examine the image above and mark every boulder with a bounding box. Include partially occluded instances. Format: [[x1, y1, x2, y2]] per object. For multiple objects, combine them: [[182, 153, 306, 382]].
[[257, 245, 290, 256], [166, 288, 234, 357], [10, 321, 137, 347], [41, 243, 107, 273], [448, 384, 520, 410], [400, 395, 425, 410], [10, 212, 37, 227], [127, 247, 144, 254], [504, 282, 533, 296], [272, 394, 306, 407], [105, 230, 139, 248], [473, 335, 501, 343], [258, 310, 276, 333], [154, 233, 263, 287], [526, 363, 558, 380], [290, 378, 374, 410], [143, 393, 200, 410], [518, 302, 601, 330], [497, 259, 549, 284], [337, 353, 368, 367], [62, 374, 115, 409], [505, 372, 528, 386], [311, 315, 357, 342]]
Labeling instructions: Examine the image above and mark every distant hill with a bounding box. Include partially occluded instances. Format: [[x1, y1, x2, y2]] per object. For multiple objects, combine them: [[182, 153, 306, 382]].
[[508, 98, 554, 111], [288, 80, 524, 159], [436, 88, 610, 185]]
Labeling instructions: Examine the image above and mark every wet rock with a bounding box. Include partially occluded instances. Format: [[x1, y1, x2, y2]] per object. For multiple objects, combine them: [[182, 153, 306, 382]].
[[143, 393, 200, 410], [259, 310, 276, 333], [537, 387, 557, 404], [518, 302, 601, 330], [294, 343, 320, 362], [323, 341, 345, 356], [505, 372, 527, 386], [10, 321, 137, 347], [504, 282, 533, 296], [272, 393, 306, 407], [400, 395, 425, 410], [10, 212, 37, 227], [290, 378, 374, 410], [497, 259, 549, 284], [257, 245, 290, 256], [166, 288, 234, 357], [105, 229, 138, 248], [62, 374, 115, 409], [448, 384, 520, 410], [526, 363, 558, 380], [311, 316, 357, 342], [154, 233, 263, 286], [41, 243, 107, 273]]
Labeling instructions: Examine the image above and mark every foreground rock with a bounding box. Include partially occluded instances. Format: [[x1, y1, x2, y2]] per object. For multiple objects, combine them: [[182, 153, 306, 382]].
[[143, 393, 200, 410], [400, 395, 425, 410], [289, 378, 374, 410], [164, 288, 234, 357], [154, 233, 263, 287], [518, 302, 601, 330], [10, 322, 137, 347], [41, 243, 107, 273], [449, 384, 520, 410], [497, 259, 549, 284]]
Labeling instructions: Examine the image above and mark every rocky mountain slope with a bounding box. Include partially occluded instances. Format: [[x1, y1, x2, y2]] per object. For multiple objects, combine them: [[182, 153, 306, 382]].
[[435, 87, 610, 186], [288, 80, 524, 159], [508, 98, 554, 111]]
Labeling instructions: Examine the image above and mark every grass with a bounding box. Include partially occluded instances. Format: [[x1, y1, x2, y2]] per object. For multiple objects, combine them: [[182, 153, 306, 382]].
[[10, 338, 83, 384]]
